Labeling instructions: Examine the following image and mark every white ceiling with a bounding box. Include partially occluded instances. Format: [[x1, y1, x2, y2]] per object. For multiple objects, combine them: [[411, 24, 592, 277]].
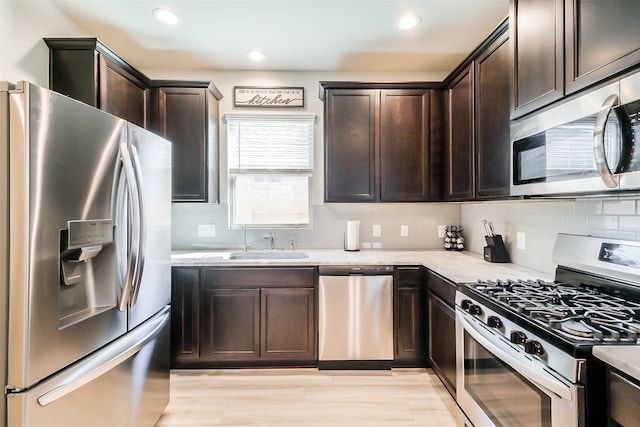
[[49, 0, 509, 73]]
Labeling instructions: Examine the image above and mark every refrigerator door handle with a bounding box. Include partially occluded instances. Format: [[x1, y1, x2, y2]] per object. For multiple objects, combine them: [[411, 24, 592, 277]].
[[118, 142, 141, 311], [36, 308, 170, 407], [129, 145, 146, 307]]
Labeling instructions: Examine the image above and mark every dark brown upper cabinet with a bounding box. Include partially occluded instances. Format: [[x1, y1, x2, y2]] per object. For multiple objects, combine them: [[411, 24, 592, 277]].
[[45, 38, 149, 128], [475, 31, 512, 199], [565, 0, 640, 94], [445, 67, 475, 201], [510, 0, 564, 119], [45, 38, 223, 204], [148, 82, 222, 203], [321, 83, 443, 203], [445, 19, 511, 201], [323, 88, 378, 202]]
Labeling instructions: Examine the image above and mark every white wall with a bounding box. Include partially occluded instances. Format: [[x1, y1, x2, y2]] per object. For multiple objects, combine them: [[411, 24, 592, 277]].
[[1, 1, 91, 85]]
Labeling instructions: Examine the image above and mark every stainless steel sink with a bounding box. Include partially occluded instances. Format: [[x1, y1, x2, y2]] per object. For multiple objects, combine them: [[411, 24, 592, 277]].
[[229, 251, 309, 260]]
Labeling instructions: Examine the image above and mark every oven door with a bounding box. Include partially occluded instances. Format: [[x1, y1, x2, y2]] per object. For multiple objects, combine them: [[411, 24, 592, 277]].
[[455, 308, 583, 427]]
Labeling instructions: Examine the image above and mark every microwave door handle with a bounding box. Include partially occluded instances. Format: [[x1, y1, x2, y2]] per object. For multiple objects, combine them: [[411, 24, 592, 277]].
[[456, 310, 573, 401], [593, 94, 621, 188], [118, 143, 140, 312], [128, 145, 146, 307]]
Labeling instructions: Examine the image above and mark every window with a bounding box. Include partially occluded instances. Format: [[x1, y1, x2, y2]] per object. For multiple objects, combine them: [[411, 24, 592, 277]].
[[226, 113, 315, 227]]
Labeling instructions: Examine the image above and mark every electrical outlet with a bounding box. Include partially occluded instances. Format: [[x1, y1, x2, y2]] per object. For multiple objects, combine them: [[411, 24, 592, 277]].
[[400, 225, 409, 237], [198, 224, 216, 237], [437, 225, 446, 238], [517, 232, 526, 250], [372, 224, 381, 237]]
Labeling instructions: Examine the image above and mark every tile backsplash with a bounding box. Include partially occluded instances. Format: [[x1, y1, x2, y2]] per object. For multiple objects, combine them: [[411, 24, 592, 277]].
[[172, 197, 640, 277], [461, 197, 640, 275], [172, 202, 460, 251]]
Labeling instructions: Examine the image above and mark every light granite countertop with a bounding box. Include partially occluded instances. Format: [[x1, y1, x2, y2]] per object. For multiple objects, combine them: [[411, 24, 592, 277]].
[[171, 249, 552, 284], [592, 346, 640, 382]]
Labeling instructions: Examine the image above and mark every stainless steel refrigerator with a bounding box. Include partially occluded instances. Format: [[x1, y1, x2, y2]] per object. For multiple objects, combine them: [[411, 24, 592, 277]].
[[0, 81, 172, 426]]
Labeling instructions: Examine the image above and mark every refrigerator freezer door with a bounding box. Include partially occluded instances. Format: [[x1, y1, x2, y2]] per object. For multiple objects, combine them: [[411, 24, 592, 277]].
[[6, 82, 128, 389], [7, 307, 170, 427], [126, 123, 172, 329]]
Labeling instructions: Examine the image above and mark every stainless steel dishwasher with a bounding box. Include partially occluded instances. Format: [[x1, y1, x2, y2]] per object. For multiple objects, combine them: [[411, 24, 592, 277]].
[[318, 265, 394, 369]]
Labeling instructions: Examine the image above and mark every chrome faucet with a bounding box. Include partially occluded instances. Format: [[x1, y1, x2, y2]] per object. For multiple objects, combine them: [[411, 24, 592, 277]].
[[264, 232, 274, 250], [242, 223, 249, 252]]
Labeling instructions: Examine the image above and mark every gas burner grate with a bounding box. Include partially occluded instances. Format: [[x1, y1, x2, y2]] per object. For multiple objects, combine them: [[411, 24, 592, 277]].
[[471, 279, 640, 343]]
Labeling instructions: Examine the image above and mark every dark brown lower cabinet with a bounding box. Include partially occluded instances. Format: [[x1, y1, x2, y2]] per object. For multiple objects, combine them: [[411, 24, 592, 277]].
[[171, 267, 200, 364], [202, 288, 260, 360], [261, 288, 316, 361], [393, 266, 427, 367], [427, 271, 457, 397], [171, 267, 317, 368]]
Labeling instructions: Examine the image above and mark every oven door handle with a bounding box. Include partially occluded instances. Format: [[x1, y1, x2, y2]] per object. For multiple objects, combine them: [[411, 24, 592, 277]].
[[457, 310, 573, 401]]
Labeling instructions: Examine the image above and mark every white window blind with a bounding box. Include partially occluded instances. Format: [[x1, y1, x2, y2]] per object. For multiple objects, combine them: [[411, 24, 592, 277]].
[[227, 114, 314, 171], [225, 113, 315, 228]]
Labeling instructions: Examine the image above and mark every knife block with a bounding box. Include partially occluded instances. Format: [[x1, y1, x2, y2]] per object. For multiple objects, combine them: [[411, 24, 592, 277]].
[[484, 235, 510, 263]]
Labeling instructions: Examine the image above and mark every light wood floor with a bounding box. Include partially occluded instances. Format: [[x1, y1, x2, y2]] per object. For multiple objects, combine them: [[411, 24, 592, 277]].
[[155, 368, 468, 427]]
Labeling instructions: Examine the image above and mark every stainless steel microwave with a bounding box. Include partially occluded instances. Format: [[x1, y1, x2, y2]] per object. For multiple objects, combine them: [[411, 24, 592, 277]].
[[511, 71, 640, 196]]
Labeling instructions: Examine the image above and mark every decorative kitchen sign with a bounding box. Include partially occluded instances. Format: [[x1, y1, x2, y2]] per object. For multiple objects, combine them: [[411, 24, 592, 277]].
[[233, 86, 304, 108]]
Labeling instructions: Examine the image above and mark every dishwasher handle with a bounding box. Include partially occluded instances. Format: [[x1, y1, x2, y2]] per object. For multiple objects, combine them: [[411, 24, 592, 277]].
[[318, 265, 393, 276]]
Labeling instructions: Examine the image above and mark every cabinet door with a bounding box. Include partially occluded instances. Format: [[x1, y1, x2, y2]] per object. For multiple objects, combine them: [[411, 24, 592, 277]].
[[475, 32, 512, 199], [510, 0, 564, 117], [565, 0, 640, 94], [171, 268, 200, 365], [99, 55, 146, 128], [261, 288, 317, 362], [380, 90, 432, 201], [201, 288, 260, 361], [157, 87, 209, 202], [324, 89, 378, 202], [446, 68, 475, 201], [428, 292, 456, 397], [393, 267, 426, 366]]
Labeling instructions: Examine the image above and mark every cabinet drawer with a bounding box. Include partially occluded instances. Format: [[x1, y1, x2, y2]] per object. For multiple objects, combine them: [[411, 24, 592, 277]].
[[609, 369, 640, 427], [395, 266, 424, 288], [203, 267, 316, 288], [426, 270, 456, 305]]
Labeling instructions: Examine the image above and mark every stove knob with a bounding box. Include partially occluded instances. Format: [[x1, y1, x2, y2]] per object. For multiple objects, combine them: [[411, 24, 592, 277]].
[[468, 304, 483, 315], [487, 316, 503, 328], [525, 340, 544, 355], [510, 330, 527, 345], [461, 299, 472, 310]]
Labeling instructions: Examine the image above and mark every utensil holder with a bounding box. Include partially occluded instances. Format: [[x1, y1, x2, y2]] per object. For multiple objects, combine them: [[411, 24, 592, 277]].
[[484, 235, 510, 263]]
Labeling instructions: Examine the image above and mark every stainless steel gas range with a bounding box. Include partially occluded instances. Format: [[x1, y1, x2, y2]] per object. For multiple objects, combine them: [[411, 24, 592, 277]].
[[455, 233, 640, 427]]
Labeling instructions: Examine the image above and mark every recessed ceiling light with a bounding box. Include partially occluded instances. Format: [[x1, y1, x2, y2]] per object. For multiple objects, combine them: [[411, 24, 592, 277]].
[[153, 8, 179, 25], [398, 14, 421, 30], [247, 50, 267, 62]]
